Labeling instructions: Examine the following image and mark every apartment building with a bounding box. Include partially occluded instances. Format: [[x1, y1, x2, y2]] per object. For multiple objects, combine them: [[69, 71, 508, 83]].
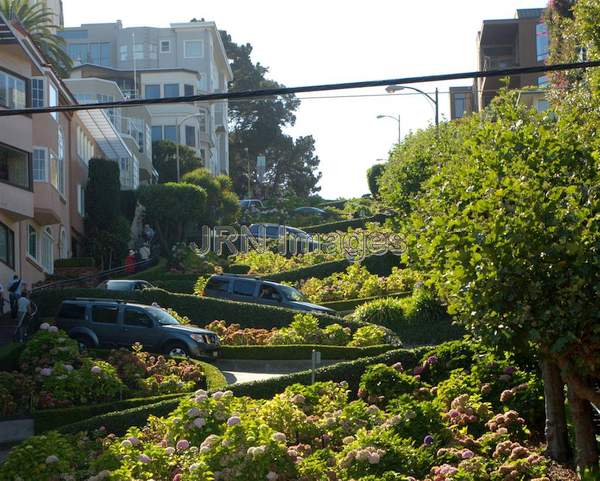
[[30, 0, 64, 28], [450, 8, 550, 119], [60, 20, 233, 175]]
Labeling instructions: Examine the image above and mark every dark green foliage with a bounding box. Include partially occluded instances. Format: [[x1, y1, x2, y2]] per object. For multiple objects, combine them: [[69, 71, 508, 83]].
[[262, 258, 350, 283], [387, 397, 450, 446], [182, 168, 240, 225], [0, 343, 25, 371], [119, 190, 138, 222], [219, 344, 394, 360], [53, 257, 95, 269], [359, 363, 421, 400], [366, 163, 385, 197], [84, 159, 130, 269], [152, 140, 202, 183], [321, 292, 411, 313], [150, 279, 197, 294], [302, 214, 390, 234], [225, 264, 251, 274], [418, 340, 484, 385], [360, 251, 402, 276]]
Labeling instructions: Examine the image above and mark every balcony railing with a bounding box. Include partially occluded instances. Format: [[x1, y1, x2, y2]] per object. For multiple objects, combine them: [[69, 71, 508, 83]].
[[483, 56, 518, 71]]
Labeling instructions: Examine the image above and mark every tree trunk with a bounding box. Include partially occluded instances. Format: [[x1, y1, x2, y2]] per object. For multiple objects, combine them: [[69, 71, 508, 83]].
[[541, 358, 571, 463], [567, 382, 599, 473]]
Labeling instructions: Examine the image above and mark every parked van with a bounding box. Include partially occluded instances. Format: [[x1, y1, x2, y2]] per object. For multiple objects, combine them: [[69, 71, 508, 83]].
[[202, 274, 336, 316]]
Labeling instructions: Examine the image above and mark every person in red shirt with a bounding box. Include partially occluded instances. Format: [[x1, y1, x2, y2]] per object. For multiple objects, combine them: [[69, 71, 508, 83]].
[[125, 249, 137, 274]]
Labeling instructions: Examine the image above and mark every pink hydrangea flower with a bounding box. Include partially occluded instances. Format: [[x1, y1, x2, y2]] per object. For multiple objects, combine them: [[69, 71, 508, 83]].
[[266, 471, 278, 481], [40, 368, 53, 376], [91, 365, 102, 374], [48, 326, 59, 333], [127, 436, 140, 446], [193, 417, 206, 428], [392, 362, 403, 371], [271, 432, 286, 443], [227, 416, 241, 427], [176, 439, 190, 451], [40, 323, 50, 330], [45, 455, 59, 464], [368, 452, 380, 464], [165, 447, 175, 455], [138, 454, 151, 463], [461, 449, 475, 459]]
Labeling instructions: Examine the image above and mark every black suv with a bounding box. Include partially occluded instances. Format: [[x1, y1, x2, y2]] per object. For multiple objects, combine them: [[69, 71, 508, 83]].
[[55, 298, 219, 358]]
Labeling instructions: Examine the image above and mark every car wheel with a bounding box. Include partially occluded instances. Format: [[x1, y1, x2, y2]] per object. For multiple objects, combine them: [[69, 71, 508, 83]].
[[164, 342, 190, 358], [74, 335, 93, 352]]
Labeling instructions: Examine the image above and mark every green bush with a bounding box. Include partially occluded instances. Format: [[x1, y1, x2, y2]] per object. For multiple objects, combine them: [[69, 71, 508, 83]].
[[321, 292, 411, 312], [219, 344, 394, 360], [225, 264, 251, 274], [0, 343, 25, 371], [53, 257, 95, 269], [32, 288, 374, 333], [150, 279, 197, 294], [353, 290, 464, 345], [302, 214, 389, 234], [360, 251, 402, 276], [358, 364, 421, 401], [262, 258, 351, 283]]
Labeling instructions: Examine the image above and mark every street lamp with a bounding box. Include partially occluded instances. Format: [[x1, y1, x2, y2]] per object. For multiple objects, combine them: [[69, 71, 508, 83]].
[[175, 112, 206, 182], [386, 85, 439, 128], [376, 114, 401, 143]]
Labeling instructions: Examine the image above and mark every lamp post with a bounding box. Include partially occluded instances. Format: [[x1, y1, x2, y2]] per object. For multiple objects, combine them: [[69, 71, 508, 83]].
[[175, 112, 205, 182], [376, 114, 401, 143], [386, 85, 439, 128]]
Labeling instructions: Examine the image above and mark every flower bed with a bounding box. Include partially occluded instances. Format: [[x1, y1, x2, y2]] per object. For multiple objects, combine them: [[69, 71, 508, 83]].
[[0, 325, 206, 416], [205, 314, 389, 348], [0, 341, 555, 481]]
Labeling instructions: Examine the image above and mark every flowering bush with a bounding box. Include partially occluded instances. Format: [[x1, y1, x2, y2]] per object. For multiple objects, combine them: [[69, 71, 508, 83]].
[[206, 320, 275, 346], [0, 371, 35, 416], [348, 325, 387, 347], [0, 343, 556, 481], [18, 329, 80, 374], [231, 250, 341, 276]]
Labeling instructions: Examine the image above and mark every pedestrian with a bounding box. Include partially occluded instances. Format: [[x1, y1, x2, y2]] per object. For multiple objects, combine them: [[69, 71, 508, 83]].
[[15, 290, 31, 342], [143, 224, 155, 243], [139, 242, 151, 268], [125, 249, 137, 274], [7, 275, 22, 319]]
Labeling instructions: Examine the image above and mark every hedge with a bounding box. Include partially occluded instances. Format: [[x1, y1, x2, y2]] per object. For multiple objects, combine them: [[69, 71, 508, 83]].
[[321, 292, 411, 312], [301, 213, 390, 234], [35, 360, 225, 433], [57, 347, 427, 435], [219, 344, 394, 361], [151, 279, 197, 294], [0, 343, 25, 371], [54, 257, 96, 269], [261, 258, 350, 283], [32, 288, 380, 335], [225, 264, 251, 275]]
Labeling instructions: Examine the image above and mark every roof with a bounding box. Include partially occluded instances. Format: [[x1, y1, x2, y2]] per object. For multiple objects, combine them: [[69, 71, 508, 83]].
[[77, 109, 133, 160], [71, 63, 201, 76]]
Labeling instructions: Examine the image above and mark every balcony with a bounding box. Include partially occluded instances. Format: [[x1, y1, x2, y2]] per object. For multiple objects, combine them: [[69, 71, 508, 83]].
[[483, 55, 518, 71]]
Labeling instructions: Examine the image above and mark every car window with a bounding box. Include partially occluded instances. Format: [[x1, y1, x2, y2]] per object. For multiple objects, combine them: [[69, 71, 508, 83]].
[[266, 226, 279, 237], [91, 305, 119, 324], [58, 303, 86, 320], [259, 284, 281, 301], [123, 308, 153, 328], [233, 279, 256, 297], [106, 281, 131, 291], [205, 278, 229, 292]]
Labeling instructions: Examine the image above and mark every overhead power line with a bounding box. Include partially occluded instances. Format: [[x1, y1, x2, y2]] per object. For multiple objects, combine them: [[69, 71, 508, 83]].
[[0, 60, 598, 117]]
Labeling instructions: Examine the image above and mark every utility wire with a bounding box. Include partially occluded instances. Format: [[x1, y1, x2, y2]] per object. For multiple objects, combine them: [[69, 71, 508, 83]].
[[0, 60, 598, 117]]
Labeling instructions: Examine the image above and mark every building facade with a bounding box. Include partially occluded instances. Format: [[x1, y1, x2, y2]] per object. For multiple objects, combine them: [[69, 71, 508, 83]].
[[60, 20, 233, 176], [450, 8, 550, 119]]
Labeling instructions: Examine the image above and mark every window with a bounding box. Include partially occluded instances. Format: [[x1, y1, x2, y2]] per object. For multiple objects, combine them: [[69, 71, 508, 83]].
[[184, 40, 203, 58], [453, 94, 467, 119], [145, 84, 160, 99], [97, 94, 116, 125], [134, 43, 144, 60], [58, 30, 88, 40], [185, 125, 196, 147], [57, 129, 65, 195], [164, 125, 177, 142], [537, 99, 550, 113], [536, 23, 549, 62], [233, 279, 256, 297], [538, 76, 550, 88], [124, 308, 153, 327], [205, 278, 229, 292], [119, 45, 128, 61], [67, 43, 111, 66], [0, 70, 27, 109], [31, 78, 44, 108], [58, 302, 86, 319], [33, 148, 47, 182], [49, 83, 58, 121], [184, 84, 195, 96], [149, 43, 158, 60], [0, 143, 30, 189], [0, 222, 15, 268], [41, 227, 53, 273], [91, 305, 119, 324], [77, 126, 94, 165], [160, 40, 171, 53], [27, 224, 37, 260], [146, 124, 152, 154], [164, 83, 179, 97], [49, 150, 60, 193], [77, 184, 85, 216], [59, 227, 67, 259], [151, 126, 163, 142]]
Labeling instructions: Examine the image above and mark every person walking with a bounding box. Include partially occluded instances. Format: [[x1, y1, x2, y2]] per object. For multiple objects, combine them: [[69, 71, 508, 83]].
[[125, 249, 137, 274], [7, 275, 22, 319], [15, 290, 31, 342], [139, 242, 151, 268], [143, 224, 155, 243]]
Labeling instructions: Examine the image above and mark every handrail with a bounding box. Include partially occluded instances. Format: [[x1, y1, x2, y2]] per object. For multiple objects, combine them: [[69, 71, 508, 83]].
[[32, 257, 159, 293]]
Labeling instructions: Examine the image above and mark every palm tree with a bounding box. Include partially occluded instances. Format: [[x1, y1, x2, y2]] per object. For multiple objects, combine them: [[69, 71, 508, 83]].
[[0, 0, 72, 77]]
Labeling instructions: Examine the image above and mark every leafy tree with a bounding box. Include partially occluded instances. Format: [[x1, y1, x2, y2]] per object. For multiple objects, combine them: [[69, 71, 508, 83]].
[[84, 159, 129, 269], [0, 0, 72, 77], [366, 164, 385, 198], [182, 168, 240, 225], [137, 183, 207, 252], [220, 31, 322, 198], [152, 140, 203, 183]]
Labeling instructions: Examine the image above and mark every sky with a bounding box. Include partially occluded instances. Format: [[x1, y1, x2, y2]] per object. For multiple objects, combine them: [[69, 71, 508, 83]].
[[63, 0, 547, 199]]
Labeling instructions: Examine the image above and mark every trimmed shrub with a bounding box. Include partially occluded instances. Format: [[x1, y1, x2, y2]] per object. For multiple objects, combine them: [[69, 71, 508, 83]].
[[301, 214, 390, 234], [150, 279, 197, 294], [225, 264, 251, 274], [219, 344, 394, 360], [353, 290, 465, 345], [321, 292, 411, 312], [263, 258, 351, 283], [54, 257, 95, 269], [360, 251, 402, 276]]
